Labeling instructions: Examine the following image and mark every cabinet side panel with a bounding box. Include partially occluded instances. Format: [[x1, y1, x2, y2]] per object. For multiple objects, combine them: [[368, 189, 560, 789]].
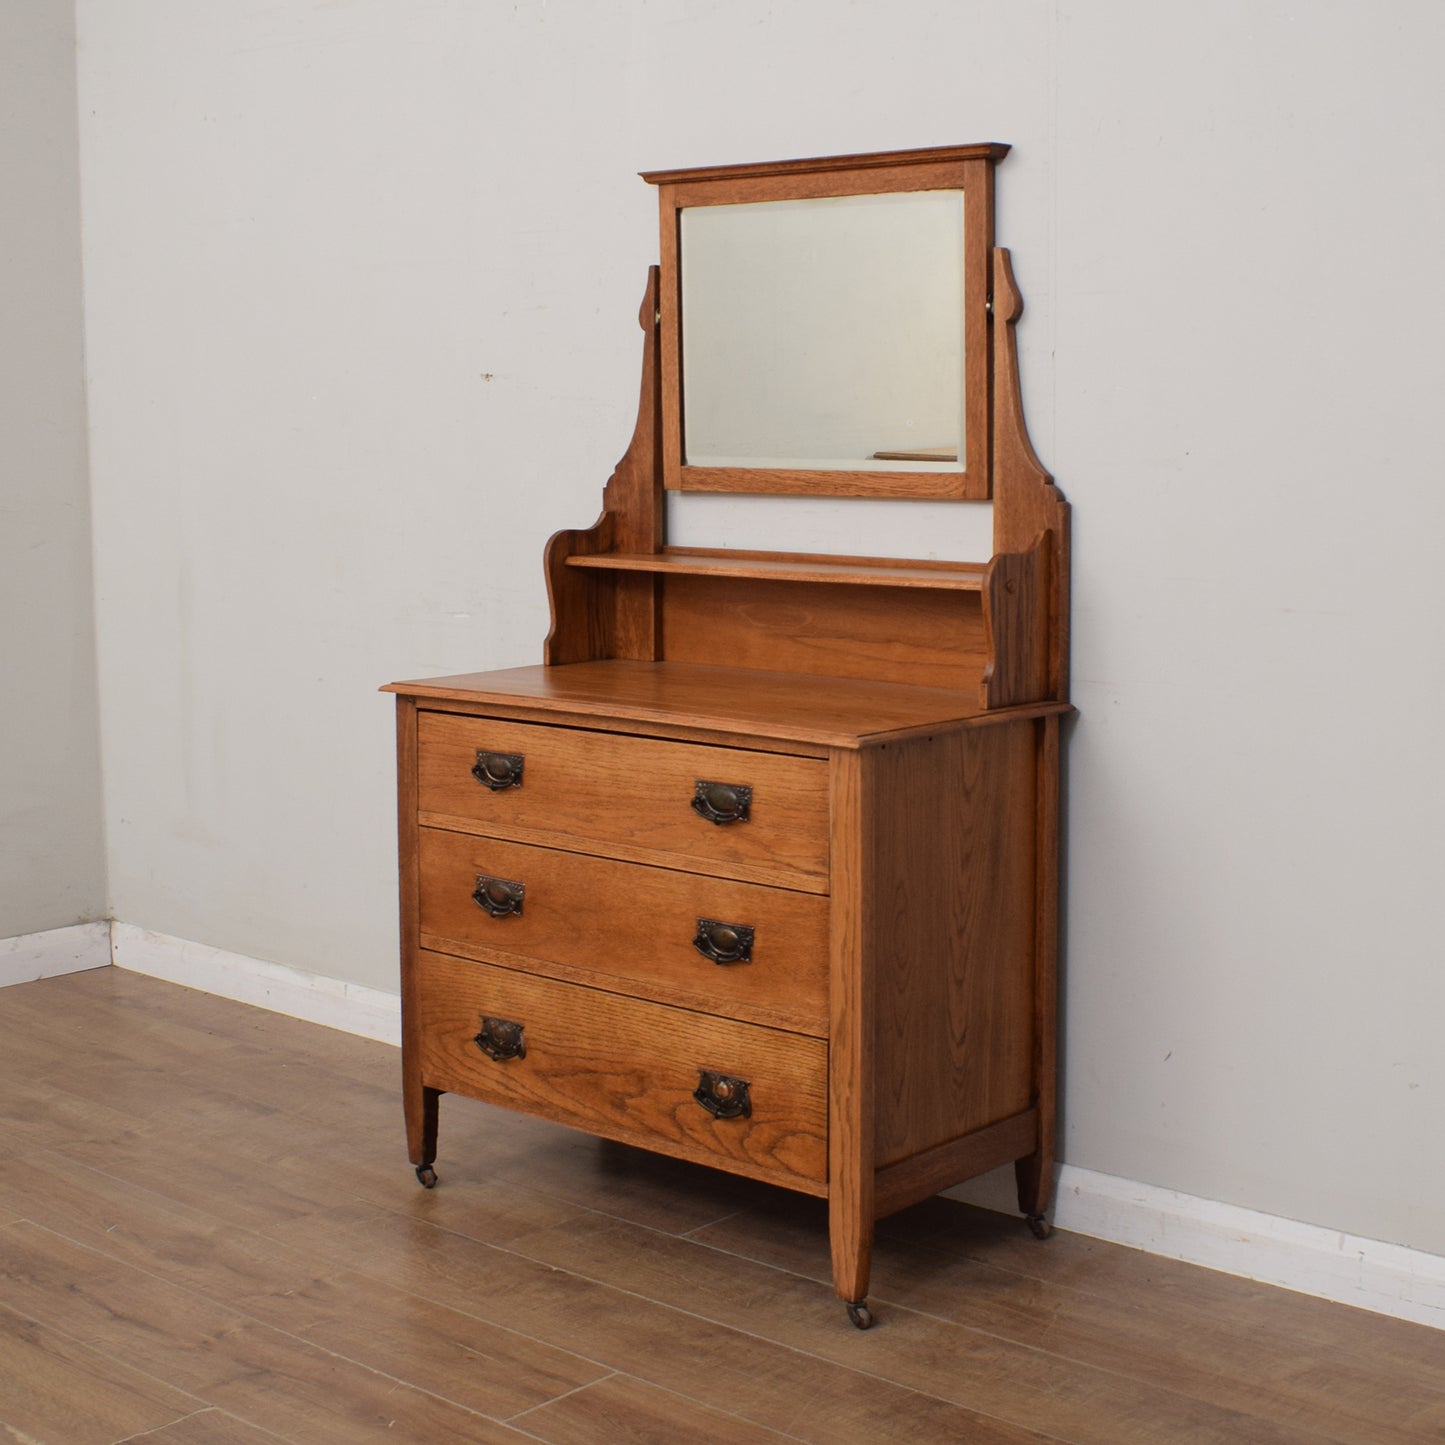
[[872, 723, 1036, 1168]]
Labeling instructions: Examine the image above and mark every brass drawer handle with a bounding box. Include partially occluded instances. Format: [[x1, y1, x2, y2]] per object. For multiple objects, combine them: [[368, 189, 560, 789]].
[[691, 780, 752, 826], [693, 918, 754, 966], [472, 750, 524, 791], [694, 1069, 752, 1119], [472, 874, 525, 917], [475, 1016, 526, 1061]]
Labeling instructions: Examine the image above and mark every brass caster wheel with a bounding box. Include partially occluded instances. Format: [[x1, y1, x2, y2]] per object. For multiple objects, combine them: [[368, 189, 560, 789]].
[[845, 1300, 873, 1330], [1026, 1213, 1051, 1240], [415, 1164, 438, 1189]]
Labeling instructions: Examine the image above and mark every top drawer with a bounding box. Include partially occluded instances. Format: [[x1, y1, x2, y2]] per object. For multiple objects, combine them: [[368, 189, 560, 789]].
[[415, 712, 829, 888]]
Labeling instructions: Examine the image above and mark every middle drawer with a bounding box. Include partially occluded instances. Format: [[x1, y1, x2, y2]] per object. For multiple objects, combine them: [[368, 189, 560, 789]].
[[417, 827, 829, 1036]]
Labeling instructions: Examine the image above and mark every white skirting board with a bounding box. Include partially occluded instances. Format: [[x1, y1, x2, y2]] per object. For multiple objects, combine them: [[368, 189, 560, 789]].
[[110, 922, 400, 1045], [0, 920, 112, 988], [33, 920, 1438, 1334], [947, 1166, 1444, 1332], [1059, 1168, 1445, 1331]]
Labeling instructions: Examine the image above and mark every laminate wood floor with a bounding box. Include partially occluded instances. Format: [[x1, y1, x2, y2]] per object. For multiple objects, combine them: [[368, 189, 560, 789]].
[[0, 968, 1440, 1444]]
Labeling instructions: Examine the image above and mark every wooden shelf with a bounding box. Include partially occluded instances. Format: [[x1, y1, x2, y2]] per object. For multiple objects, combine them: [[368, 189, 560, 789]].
[[564, 548, 987, 592]]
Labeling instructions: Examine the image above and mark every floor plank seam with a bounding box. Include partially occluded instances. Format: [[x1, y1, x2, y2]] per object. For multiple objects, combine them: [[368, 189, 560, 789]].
[[9, 1212, 547, 1437], [109, 1405, 289, 1444], [404, 1215, 1035, 1415], [677, 1232, 1388, 1445], [836, 1292, 1384, 1445], [278, 1208, 992, 1434], [679, 1206, 748, 1239], [511, 1371, 818, 1444], [502, 1371, 619, 1426], [0, 1296, 216, 1432], [462, 1220, 1367, 1445]]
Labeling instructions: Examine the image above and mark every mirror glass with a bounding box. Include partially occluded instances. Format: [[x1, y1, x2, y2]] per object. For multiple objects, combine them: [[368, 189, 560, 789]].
[[669, 492, 994, 562], [680, 190, 965, 472]]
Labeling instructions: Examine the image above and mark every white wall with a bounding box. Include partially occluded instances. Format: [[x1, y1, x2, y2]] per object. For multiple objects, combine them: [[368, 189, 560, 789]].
[[75, 1, 1444, 1258], [0, 0, 105, 939]]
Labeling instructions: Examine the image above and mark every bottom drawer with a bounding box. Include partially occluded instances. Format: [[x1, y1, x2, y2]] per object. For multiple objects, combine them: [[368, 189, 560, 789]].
[[413, 950, 828, 1192]]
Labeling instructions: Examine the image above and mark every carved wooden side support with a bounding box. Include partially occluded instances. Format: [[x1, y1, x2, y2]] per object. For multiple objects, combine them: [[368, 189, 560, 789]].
[[980, 531, 1051, 709], [990, 249, 1066, 1230], [543, 268, 665, 664], [543, 512, 615, 664], [990, 248, 1070, 701]]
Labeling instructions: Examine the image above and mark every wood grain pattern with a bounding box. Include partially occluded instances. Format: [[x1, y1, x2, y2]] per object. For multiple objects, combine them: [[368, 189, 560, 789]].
[[991, 246, 1070, 700], [415, 951, 828, 1191], [543, 510, 616, 666], [275, 1193, 1042, 1445], [121, 1409, 282, 1442], [961, 153, 995, 496], [0, 1301, 200, 1445], [640, 143, 1010, 186], [660, 573, 988, 691], [869, 723, 1037, 1169], [502, 1207, 1329, 1445], [692, 1189, 1445, 1445], [416, 710, 829, 882], [567, 548, 987, 590], [874, 1109, 1037, 1219], [515, 1374, 799, 1445], [0, 1225, 535, 1443], [416, 827, 829, 1035], [667, 465, 976, 500], [981, 532, 1051, 708], [389, 659, 1001, 746]]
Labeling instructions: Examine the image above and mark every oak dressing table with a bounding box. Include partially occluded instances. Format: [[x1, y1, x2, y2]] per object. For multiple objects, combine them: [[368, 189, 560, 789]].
[[384, 143, 1070, 1328]]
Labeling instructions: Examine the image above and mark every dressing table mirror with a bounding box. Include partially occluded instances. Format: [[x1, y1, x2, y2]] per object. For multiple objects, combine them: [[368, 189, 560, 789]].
[[385, 143, 1071, 1329], [657, 147, 997, 498]]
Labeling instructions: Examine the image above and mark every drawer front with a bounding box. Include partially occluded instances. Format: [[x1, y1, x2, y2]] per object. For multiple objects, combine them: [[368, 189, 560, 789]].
[[416, 712, 829, 888], [414, 951, 828, 1191], [418, 828, 828, 1035]]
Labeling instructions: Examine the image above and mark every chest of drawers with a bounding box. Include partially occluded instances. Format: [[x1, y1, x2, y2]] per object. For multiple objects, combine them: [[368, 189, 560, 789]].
[[385, 144, 1070, 1328], [389, 657, 1064, 1327]]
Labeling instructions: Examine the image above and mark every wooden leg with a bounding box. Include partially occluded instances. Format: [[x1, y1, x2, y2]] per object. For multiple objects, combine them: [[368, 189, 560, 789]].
[[1015, 1151, 1053, 1235], [829, 1187, 875, 1314], [1017, 714, 1060, 1235], [406, 1083, 440, 1188], [828, 747, 876, 1328], [396, 697, 438, 1188]]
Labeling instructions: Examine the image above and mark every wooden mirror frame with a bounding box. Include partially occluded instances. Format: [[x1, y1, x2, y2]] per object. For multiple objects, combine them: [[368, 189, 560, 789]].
[[644, 143, 1008, 501]]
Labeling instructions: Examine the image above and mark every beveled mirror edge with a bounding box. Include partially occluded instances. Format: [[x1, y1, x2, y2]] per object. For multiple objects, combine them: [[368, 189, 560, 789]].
[[647, 145, 1002, 502]]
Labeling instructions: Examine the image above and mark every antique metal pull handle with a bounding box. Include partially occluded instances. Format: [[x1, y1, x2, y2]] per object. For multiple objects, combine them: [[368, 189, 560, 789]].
[[691, 780, 752, 826], [692, 919, 754, 966], [694, 1069, 752, 1119], [471, 750, 524, 791], [472, 874, 525, 917], [474, 1016, 526, 1061]]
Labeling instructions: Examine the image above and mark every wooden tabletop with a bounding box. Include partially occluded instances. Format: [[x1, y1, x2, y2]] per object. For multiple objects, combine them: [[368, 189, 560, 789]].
[[383, 659, 1066, 748]]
